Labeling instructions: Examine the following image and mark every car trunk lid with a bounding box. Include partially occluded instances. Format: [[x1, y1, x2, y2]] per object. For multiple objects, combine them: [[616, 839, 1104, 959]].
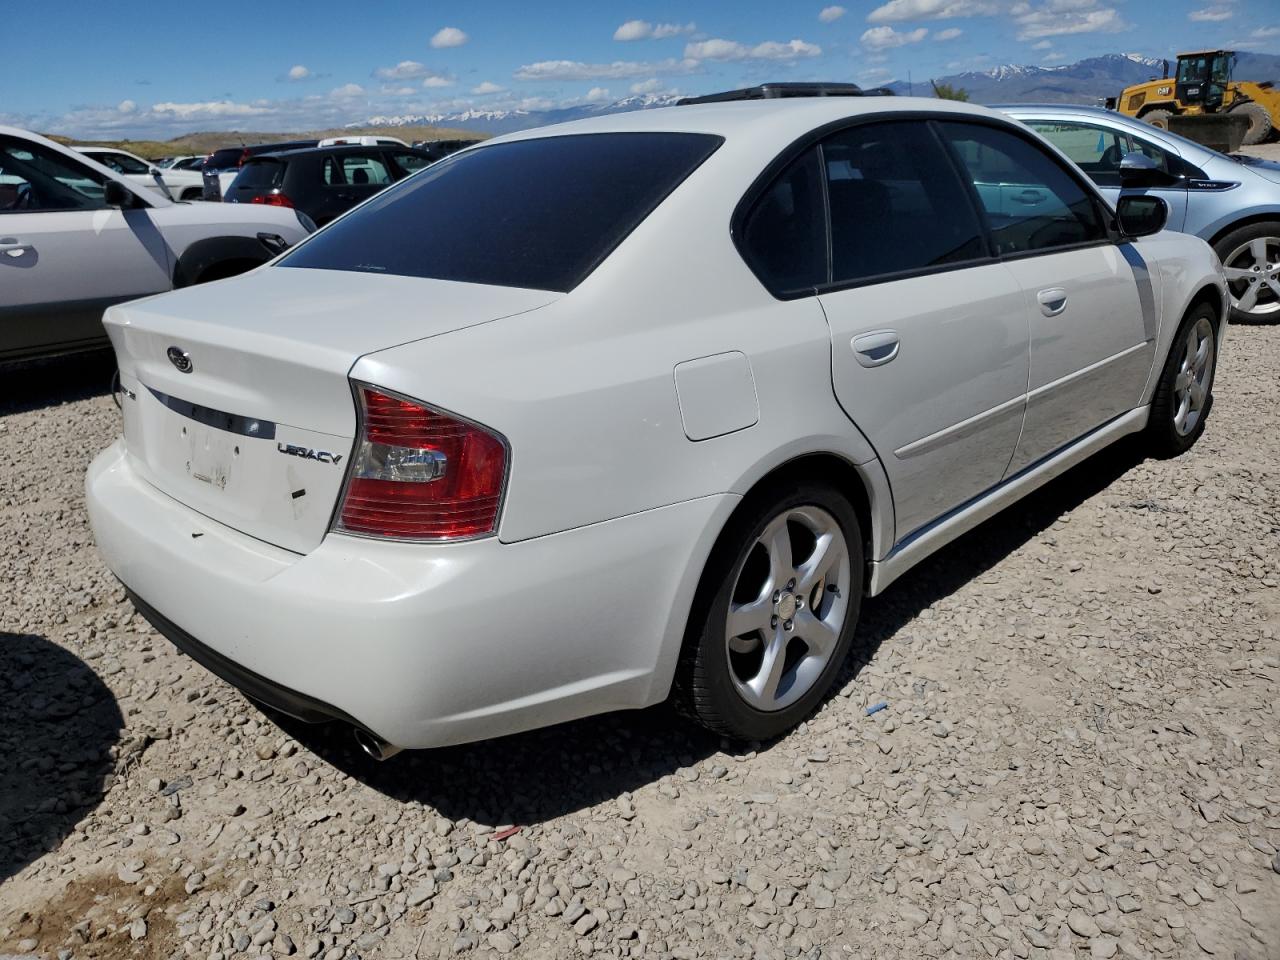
[[106, 267, 556, 553]]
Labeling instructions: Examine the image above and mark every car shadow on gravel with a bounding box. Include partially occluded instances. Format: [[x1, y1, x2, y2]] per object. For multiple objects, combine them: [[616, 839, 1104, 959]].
[[0, 349, 116, 416], [268, 437, 1149, 825], [0, 632, 124, 883]]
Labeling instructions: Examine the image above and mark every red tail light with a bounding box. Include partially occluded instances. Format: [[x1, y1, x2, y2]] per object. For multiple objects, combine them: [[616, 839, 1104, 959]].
[[250, 193, 295, 208], [238, 148, 251, 167], [335, 385, 507, 541]]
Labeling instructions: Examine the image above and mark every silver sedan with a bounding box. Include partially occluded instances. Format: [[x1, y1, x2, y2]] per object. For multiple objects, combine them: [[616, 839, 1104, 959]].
[[1002, 104, 1280, 322]]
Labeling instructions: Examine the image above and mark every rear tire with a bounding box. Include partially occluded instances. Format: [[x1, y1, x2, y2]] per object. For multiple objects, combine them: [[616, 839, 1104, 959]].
[[1230, 101, 1273, 146], [1146, 303, 1219, 458], [180, 188, 203, 201], [674, 480, 863, 742], [1141, 108, 1174, 131]]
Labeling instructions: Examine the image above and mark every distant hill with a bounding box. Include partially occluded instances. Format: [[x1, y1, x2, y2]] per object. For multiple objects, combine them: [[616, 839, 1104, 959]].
[[886, 52, 1280, 104], [360, 93, 684, 136]]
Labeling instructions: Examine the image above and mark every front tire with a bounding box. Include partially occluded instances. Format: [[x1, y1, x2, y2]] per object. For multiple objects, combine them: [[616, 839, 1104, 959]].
[[675, 481, 863, 741], [1214, 222, 1280, 322], [1141, 108, 1174, 131], [1147, 303, 1219, 458], [1230, 101, 1273, 146]]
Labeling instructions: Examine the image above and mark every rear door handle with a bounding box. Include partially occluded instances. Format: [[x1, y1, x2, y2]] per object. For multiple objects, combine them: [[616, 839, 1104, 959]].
[[1013, 189, 1046, 205], [852, 330, 900, 367], [0, 237, 33, 257], [1037, 287, 1068, 316]]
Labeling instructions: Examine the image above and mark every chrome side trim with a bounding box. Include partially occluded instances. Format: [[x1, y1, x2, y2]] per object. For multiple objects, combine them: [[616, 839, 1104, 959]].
[[893, 393, 1025, 460], [146, 387, 277, 441], [1026, 341, 1149, 403], [867, 406, 1148, 596]]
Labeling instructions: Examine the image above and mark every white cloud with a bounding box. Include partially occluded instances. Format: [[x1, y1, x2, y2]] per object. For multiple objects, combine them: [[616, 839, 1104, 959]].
[[472, 81, 505, 95], [867, 0, 998, 22], [860, 25, 929, 49], [1188, 6, 1232, 19], [935, 27, 963, 39], [330, 83, 366, 98], [117, 99, 137, 114], [684, 38, 822, 60], [382, 85, 417, 96], [819, 5, 847, 22], [514, 58, 699, 81], [430, 27, 469, 48], [151, 100, 268, 119], [1011, 0, 1126, 39], [1032, 39, 1054, 48], [287, 65, 311, 81], [1250, 24, 1278, 36], [375, 60, 427, 80], [423, 76, 454, 88], [614, 19, 696, 40], [630, 78, 664, 93], [1043, 51, 1068, 62], [584, 86, 612, 102]]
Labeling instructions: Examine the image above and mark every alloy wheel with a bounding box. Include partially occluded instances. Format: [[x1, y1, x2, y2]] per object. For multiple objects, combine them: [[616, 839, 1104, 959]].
[[723, 506, 851, 712], [1223, 236, 1280, 318], [1172, 315, 1215, 437]]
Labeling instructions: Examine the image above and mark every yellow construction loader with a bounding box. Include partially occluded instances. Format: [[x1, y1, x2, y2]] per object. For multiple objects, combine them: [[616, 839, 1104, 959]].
[[1113, 50, 1279, 145]]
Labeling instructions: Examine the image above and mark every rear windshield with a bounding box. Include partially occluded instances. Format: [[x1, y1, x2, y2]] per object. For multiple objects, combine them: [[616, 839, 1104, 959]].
[[233, 159, 286, 190], [278, 132, 722, 293], [205, 148, 242, 169]]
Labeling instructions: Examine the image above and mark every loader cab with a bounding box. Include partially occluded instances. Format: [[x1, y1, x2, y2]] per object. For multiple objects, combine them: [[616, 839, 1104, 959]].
[[1175, 50, 1233, 111]]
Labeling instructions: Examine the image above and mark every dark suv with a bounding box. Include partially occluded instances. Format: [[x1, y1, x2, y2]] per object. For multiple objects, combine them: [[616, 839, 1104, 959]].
[[202, 140, 319, 201], [222, 144, 432, 226]]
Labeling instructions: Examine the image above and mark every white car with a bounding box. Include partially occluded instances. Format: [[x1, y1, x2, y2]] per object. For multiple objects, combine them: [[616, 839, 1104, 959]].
[[86, 92, 1226, 758], [318, 135, 410, 148], [73, 146, 205, 201], [2, 127, 314, 362]]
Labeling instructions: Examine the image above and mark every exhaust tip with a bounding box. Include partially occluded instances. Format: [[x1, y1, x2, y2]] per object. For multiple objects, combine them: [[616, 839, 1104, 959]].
[[353, 728, 403, 762]]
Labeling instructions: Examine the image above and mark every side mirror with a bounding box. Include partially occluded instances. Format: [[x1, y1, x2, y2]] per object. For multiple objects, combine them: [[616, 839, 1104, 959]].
[[103, 180, 133, 208], [1118, 151, 1167, 186], [1116, 195, 1168, 238]]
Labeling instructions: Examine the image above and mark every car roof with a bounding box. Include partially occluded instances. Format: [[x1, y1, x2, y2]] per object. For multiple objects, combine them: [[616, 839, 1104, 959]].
[[485, 96, 1004, 147], [250, 144, 430, 160]]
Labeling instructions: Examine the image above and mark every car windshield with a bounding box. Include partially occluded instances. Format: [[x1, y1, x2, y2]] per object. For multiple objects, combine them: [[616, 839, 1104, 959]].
[[278, 131, 722, 293]]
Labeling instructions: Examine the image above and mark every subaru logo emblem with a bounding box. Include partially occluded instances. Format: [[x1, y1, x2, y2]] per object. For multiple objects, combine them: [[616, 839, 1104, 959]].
[[167, 346, 193, 373]]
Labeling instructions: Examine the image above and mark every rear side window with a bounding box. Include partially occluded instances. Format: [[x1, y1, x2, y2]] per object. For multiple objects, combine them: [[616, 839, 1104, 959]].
[[281, 132, 722, 293], [822, 122, 987, 285], [739, 148, 827, 295], [340, 153, 392, 186], [389, 151, 430, 177], [938, 121, 1106, 256]]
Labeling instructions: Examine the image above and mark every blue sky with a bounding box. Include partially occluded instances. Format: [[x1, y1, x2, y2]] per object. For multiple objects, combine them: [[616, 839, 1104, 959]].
[[7, 0, 1278, 137]]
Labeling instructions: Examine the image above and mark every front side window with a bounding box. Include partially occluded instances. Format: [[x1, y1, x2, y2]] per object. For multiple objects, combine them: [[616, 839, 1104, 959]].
[[939, 121, 1106, 257], [822, 121, 987, 285], [0, 138, 107, 212], [282, 132, 722, 293], [738, 147, 827, 295]]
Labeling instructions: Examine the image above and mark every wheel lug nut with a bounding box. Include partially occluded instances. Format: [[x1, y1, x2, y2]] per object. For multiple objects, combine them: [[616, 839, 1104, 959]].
[[771, 615, 778, 627], [784, 620, 793, 631], [773, 591, 781, 603], [786, 578, 796, 590]]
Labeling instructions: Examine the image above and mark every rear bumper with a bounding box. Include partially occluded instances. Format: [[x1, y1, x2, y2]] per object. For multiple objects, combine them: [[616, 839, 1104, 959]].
[[87, 439, 735, 748]]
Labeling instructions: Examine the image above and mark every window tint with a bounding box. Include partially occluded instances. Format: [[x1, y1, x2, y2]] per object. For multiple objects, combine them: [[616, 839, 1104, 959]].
[[939, 121, 1106, 256], [739, 147, 827, 295], [822, 122, 987, 285], [389, 151, 431, 177], [1025, 120, 1131, 185], [235, 159, 286, 190], [282, 132, 722, 293], [0, 138, 107, 212]]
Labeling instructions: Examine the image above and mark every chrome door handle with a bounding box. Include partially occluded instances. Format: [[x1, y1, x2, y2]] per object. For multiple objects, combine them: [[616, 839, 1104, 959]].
[[0, 238, 33, 257], [852, 330, 900, 367], [1037, 287, 1067, 316], [1013, 189, 1046, 204]]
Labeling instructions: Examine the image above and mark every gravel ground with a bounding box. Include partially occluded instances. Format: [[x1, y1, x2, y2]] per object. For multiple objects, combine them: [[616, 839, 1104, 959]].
[[2, 260, 1279, 959]]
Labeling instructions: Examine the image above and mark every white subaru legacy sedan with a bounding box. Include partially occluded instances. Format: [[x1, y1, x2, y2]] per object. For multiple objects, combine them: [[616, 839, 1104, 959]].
[[87, 91, 1227, 758]]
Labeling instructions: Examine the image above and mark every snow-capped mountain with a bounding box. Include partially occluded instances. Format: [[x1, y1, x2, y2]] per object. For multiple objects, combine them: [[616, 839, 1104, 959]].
[[361, 94, 682, 135]]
